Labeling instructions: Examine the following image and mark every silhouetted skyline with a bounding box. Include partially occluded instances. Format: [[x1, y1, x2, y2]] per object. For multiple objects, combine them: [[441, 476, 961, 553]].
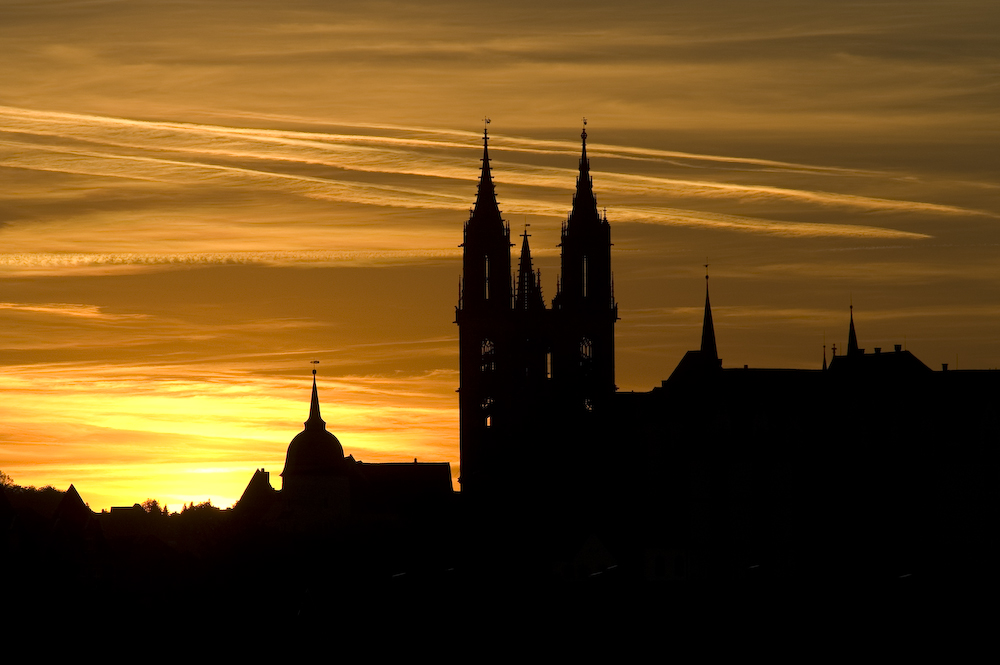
[[2, 1, 998, 510], [4, 119, 999, 601]]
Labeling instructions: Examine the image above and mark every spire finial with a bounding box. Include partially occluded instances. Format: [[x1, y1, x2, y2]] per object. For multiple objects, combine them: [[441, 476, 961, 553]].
[[847, 303, 860, 356], [700, 269, 718, 362], [568, 121, 598, 225], [470, 118, 502, 226], [306, 361, 325, 429]]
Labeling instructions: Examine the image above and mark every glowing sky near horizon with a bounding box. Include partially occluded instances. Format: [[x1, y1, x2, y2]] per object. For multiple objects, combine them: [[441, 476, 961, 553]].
[[1, 0, 998, 510]]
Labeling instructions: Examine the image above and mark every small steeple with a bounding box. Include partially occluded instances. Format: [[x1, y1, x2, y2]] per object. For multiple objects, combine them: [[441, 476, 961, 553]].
[[305, 361, 326, 430], [700, 267, 718, 362], [568, 118, 599, 227], [847, 305, 861, 357], [515, 225, 545, 311], [470, 118, 503, 229]]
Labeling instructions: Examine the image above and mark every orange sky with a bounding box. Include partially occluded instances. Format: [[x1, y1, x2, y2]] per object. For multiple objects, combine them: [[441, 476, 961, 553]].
[[2, 1, 998, 510]]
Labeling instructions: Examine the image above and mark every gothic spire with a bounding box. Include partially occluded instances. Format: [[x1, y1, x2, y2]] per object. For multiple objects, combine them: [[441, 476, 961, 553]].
[[470, 121, 503, 229], [305, 365, 326, 430], [515, 225, 544, 311], [847, 305, 860, 357], [568, 119, 599, 227], [700, 271, 718, 361]]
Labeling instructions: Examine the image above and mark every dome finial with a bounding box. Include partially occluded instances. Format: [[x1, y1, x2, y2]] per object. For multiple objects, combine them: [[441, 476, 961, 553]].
[[306, 361, 325, 429]]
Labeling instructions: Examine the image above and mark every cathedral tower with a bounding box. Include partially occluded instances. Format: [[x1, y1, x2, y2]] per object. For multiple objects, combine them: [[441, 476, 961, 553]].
[[456, 123, 617, 498], [551, 123, 618, 412], [455, 125, 513, 496]]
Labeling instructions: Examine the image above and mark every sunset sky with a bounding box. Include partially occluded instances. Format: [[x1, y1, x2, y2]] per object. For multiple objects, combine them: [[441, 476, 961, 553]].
[[2, 0, 998, 510]]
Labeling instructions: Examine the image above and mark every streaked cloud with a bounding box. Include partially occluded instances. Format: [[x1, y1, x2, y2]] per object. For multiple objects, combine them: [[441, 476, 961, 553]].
[[0, 302, 148, 320]]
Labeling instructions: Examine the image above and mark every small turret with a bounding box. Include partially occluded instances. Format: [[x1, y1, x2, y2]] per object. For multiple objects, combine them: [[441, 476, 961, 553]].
[[515, 225, 545, 311]]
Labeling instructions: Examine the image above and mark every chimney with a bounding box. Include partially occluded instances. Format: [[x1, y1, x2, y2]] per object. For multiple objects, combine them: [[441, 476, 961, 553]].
[[942, 363, 948, 371], [894, 344, 901, 353]]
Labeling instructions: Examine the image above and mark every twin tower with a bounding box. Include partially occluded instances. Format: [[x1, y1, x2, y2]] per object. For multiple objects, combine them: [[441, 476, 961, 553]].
[[456, 125, 618, 497]]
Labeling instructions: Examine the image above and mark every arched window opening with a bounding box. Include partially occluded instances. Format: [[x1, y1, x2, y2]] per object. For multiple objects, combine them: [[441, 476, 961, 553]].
[[481, 396, 494, 427], [481, 338, 496, 373]]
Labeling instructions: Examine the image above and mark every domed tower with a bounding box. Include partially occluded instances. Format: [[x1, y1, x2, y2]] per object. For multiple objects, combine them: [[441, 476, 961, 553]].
[[281, 367, 350, 520]]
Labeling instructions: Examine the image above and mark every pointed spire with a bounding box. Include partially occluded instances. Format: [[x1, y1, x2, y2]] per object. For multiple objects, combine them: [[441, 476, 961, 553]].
[[568, 119, 599, 226], [305, 362, 326, 430], [847, 304, 860, 357], [700, 269, 718, 361], [470, 119, 503, 229], [515, 225, 544, 310]]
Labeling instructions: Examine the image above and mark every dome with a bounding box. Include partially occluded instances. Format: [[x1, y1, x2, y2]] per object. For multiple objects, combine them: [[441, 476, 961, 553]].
[[281, 373, 345, 478]]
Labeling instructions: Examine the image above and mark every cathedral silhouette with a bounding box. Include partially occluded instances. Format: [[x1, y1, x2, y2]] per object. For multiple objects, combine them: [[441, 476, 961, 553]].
[[456, 123, 617, 501]]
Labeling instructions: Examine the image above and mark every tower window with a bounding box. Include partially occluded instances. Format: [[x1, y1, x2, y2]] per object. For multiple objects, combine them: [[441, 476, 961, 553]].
[[484, 256, 490, 300], [582, 255, 588, 298], [481, 338, 496, 372], [481, 396, 494, 427], [580, 337, 593, 360]]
